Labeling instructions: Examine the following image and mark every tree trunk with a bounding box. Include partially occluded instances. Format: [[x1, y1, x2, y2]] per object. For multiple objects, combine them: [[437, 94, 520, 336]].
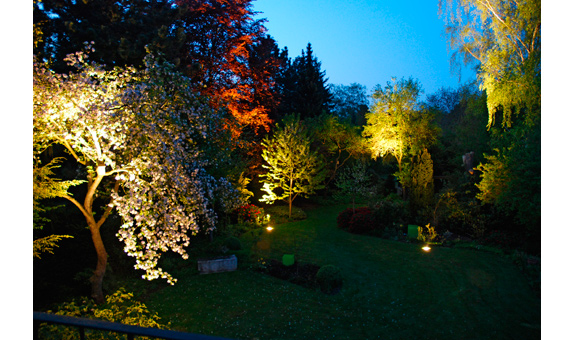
[[89, 224, 107, 304], [289, 176, 293, 219]]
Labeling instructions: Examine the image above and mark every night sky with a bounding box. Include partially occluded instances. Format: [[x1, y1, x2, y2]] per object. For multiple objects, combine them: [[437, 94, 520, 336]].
[[253, 0, 477, 97]]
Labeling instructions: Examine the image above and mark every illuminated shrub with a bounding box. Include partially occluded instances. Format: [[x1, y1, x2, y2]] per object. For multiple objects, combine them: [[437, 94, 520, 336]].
[[316, 265, 343, 294], [348, 207, 375, 234], [235, 204, 268, 225], [39, 288, 168, 340]]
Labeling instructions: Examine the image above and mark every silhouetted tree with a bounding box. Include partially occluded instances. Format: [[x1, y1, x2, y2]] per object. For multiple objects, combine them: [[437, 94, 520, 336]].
[[34, 0, 182, 71], [329, 83, 369, 126], [278, 43, 332, 119]]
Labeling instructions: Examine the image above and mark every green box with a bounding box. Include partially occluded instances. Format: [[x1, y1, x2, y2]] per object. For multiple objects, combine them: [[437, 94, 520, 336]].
[[407, 225, 419, 239], [282, 254, 295, 266]]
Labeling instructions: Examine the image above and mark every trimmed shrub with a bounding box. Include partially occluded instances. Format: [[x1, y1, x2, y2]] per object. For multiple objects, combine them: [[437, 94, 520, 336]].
[[348, 207, 375, 234], [316, 265, 343, 294], [224, 236, 242, 251], [336, 208, 355, 230]]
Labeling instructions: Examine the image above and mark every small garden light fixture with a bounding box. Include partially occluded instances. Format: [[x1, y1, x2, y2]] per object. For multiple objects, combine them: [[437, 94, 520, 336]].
[[422, 245, 431, 252], [266, 226, 274, 232]]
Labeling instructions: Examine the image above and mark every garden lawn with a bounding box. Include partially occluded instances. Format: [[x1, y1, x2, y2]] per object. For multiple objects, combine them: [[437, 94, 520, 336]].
[[143, 204, 540, 340]]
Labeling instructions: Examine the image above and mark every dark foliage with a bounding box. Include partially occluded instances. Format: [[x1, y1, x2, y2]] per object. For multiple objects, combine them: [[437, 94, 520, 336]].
[[316, 265, 343, 295], [224, 236, 242, 251], [336, 208, 355, 231], [277, 43, 332, 119], [370, 197, 408, 231], [257, 259, 320, 290], [348, 207, 375, 234]]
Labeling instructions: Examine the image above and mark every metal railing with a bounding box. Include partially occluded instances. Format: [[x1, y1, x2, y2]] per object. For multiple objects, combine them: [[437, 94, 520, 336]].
[[33, 311, 234, 340]]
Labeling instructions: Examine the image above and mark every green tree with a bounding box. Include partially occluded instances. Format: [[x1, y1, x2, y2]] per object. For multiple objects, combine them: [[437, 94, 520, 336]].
[[34, 0, 182, 70], [440, 0, 541, 236], [260, 116, 326, 218], [39, 288, 169, 339], [363, 77, 439, 197], [309, 114, 369, 186], [440, 0, 541, 128], [409, 148, 435, 215], [426, 84, 490, 178], [335, 161, 372, 212]]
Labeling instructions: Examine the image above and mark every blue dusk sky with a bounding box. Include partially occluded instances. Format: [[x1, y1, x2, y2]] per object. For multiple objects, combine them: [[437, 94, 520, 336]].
[[253, 0, 477, 97]]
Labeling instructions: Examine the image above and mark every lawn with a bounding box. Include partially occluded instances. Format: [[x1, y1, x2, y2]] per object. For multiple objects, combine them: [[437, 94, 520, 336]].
[[141, 204, 540, 340]]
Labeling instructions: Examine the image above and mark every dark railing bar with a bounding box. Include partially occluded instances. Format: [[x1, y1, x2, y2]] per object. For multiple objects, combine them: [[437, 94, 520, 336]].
[[34, 311, 235, 340]]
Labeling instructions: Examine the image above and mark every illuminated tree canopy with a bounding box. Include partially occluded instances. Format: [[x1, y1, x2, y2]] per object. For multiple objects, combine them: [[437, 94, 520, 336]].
[[363, 78, 439, 182], [33, 51, 242, 303], [260, 116, 326, 218], [440, 0, 541, 128]]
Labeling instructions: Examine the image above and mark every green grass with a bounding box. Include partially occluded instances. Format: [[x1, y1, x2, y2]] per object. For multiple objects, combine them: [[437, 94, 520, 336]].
[[141, 204, 540, 340]]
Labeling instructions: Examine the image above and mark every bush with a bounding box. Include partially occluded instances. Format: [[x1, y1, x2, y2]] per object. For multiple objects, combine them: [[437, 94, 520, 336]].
[[39, 288, 169, 340], [235, 204, 269, 225], [265, 205, 307, 224], [370, 195, 408, 231], [225, 236, 242, 251], [348, 207, 375, 234], [316, 265, 343, 294], [336, 208, 355, 230]]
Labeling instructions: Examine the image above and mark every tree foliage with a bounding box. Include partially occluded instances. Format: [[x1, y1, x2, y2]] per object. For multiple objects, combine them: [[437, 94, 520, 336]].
[[33, 157, 79, 259], [335, 162, 373, 212], [260, 116, 326, 218], [34, 0, 280, 140], [278, 43, 332, 119], [440, 0, 541, 128], [329, 83, 369, 126], [426, 84, 490, 177], [34, 51, 242, 302], [408, 148, 435, 214], [363, 77, 439, 192], [39, 288, 168, 340], [440, 0, 541, 235], [310, 114, 369, 185]]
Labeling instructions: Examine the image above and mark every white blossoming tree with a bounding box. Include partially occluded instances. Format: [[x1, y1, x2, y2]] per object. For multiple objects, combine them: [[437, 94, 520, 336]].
[[33, 51, 240, 303]]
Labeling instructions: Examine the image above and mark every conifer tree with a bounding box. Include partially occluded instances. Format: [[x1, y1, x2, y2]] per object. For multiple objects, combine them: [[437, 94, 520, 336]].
[[278, 43, 332, 119], [409, 148, 435, 214]]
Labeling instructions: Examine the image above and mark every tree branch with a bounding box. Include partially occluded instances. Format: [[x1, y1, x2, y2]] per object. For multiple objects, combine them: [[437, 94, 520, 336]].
[[84, 169, 106, 216], [63, 194, 92, 222], [96, 180, 121, 229], [57, 137, 87, 166], [479, 0, 529, 56]]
